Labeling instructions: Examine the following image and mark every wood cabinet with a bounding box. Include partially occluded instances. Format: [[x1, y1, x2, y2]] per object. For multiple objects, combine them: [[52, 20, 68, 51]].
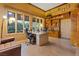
[[48, 31, 59, 38], [45, 19, 59, 38]]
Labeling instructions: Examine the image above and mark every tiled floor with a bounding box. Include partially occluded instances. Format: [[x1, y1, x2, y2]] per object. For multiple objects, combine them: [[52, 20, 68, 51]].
[[21, 37, 76, 56]]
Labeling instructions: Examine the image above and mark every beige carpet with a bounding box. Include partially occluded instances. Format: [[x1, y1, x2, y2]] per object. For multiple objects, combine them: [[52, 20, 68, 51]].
[[21, 37, 75, 56]]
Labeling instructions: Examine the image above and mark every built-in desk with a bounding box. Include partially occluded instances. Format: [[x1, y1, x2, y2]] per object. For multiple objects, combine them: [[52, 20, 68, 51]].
[[0, 39, 27, 54], [32, 32, 48, 46]]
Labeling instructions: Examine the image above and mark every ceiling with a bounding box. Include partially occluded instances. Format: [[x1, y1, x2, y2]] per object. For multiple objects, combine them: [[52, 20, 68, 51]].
[[31, 3, 62, 11]]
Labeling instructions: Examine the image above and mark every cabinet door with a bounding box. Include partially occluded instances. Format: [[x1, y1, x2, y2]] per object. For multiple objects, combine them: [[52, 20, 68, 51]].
[[61, 19, 71, 39]]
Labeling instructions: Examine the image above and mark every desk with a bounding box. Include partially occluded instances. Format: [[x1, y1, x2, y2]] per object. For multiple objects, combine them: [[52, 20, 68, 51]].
[[0, 40, 26, 53], [32, 32, 48, 46]]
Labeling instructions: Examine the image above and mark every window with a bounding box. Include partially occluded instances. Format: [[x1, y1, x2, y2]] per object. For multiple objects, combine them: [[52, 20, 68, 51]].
[[32, 17, 37, 31], [32, 18, 41, 31], [32, 18, 36, 22], [40, 19, 43, 30], [40, 19, 42, 23], [36, 19, 40, 31], [24, 16, 29, 31], [37, 19, 39, 23], [17, 14, 23, 32], [7, 11, 15, 33]]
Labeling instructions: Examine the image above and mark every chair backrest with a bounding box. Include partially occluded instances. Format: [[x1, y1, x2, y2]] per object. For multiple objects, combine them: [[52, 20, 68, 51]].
[[25, 28, 30, 38]]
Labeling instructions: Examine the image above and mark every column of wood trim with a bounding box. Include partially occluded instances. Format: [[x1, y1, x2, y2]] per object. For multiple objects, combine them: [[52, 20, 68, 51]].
[[59, 19, 61, 38], [76, 9, 79, 47], [29, 15, 33, 31], [70, 9, 78, 47]]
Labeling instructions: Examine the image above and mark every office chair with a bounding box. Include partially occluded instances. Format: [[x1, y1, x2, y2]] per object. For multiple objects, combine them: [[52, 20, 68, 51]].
[[25, 29, 36, 44]]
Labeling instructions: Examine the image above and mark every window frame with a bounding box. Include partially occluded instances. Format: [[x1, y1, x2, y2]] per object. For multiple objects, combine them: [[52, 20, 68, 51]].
[[24, 15, 30, 31], [7, 11, 16, 33], [6, 9, 44, 34], [16, 13, 24, 33], [6, 9, 25, 34]]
